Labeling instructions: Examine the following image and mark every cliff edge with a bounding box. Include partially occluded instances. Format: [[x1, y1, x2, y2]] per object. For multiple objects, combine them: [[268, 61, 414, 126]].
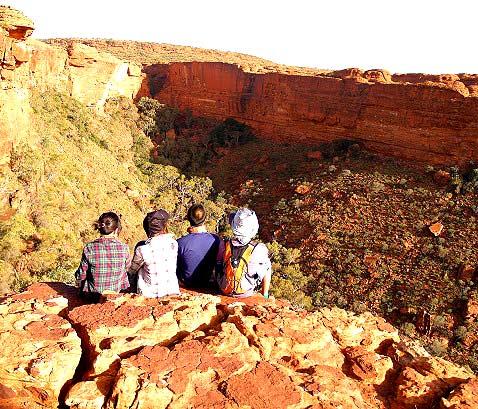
[[0, 6, 143, 166], [49, 38, 478, 165], [0, 282, 476, 408]]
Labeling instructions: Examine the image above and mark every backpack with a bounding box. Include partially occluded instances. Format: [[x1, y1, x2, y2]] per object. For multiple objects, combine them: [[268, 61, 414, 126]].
[[221, 239, 258, 295]]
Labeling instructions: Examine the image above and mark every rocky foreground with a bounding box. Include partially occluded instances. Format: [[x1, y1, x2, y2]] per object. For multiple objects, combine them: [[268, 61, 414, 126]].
[[0, 283, 476, 408]]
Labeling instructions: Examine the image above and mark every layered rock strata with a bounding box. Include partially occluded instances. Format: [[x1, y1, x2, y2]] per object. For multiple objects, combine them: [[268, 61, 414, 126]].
[[0, 282, 476, 408], [0, 6, 143, 165], [148, 62, 478, 165]]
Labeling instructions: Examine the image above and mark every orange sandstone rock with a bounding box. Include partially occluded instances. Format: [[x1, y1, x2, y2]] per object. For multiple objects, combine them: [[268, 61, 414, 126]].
[[1, 283, 477, 409], [441, 378, 478, 408], [429, 222, 444, 237], [0, 283, 82, 408], [0, 6, 144, 166], [145, 61, 478, 165]]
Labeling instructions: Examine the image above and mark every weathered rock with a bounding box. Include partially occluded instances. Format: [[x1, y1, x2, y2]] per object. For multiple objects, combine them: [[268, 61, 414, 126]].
[[0, 6, 144, 166], [392, 355, 474, 409], [127, 62, 141, 77], [458, 263, 476, 282], [343, 346, 380, 381], [307, 150, 323, 160], [465, 296, 478, 323], [1, 282, 476, 408], [143, 61, 478, 165], [441, 378, 478, 408], [11, 41, 30, 62], [434, 170, 452, 185], [429, 222, 444, 237], [65, 292, 224, 408], [295, 184, 312, 195], [0, 283, 82, 408], [0, 6, 34, 39]]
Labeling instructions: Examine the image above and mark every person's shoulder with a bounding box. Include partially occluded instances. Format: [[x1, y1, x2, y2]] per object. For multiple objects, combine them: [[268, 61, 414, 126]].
[[84, 239, 99, 252], [177, 234, 189, 245], [112, 238, 128, 248], [252, 242, 269, 255], [116, 240, 130, 253], [165, 234, 178, 246]]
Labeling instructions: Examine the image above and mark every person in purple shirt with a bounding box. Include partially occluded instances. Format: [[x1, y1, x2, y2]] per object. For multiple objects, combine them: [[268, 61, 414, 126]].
[[176, 204, 220, 288]]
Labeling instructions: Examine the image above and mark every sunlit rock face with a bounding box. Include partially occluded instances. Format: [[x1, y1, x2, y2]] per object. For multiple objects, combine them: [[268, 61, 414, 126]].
[[0, 283, 82, 409], [0, 6, 143, 166], [0, 282, 476, 408], [147, 61, 478, 165]]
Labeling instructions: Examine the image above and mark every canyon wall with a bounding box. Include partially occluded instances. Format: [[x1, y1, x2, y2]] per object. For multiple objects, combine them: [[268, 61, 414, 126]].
[[0, 7, 143, 165], [148, 62, 478, 165]]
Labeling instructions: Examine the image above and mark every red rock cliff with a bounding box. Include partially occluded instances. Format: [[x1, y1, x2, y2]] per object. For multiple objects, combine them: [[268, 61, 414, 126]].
[[0, 7, 143, 166], [146, 62, 478, 164]]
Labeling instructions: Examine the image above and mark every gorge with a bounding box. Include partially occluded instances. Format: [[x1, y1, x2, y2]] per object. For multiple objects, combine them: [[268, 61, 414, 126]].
[[1, 6, 478, 408]]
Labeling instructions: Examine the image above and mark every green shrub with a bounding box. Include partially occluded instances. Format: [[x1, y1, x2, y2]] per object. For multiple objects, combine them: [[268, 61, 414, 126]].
[[207, 118, 254, 147], [136, 97, 179, 137], [268, 241, 313, 309]]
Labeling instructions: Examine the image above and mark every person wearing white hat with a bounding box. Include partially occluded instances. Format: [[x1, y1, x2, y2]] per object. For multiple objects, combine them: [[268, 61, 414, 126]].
[[216, 208, 272, 298]]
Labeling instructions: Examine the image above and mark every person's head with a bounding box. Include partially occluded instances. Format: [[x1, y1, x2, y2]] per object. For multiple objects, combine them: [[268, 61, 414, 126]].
[[187, 204, 206, 227], [143, 209, 170, 238], [95, 212, 121, 236], [229, 208, 259, 245]]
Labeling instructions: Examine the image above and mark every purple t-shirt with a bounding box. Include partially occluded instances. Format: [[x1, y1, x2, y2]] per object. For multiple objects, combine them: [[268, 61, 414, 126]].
[[176, 232, 220, 287]]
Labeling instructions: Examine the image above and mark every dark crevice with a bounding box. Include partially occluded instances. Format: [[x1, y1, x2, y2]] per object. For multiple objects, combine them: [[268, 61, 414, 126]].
[[57, 297, 230, 408]]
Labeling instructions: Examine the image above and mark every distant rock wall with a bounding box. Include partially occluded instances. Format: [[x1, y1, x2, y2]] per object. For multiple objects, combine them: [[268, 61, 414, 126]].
[[0, 6, 143, 165], [148, 62, 478, 165]]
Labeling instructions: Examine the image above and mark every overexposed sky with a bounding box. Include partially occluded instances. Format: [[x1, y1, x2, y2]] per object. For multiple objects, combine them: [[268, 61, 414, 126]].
[[3, 0, 477, 74]]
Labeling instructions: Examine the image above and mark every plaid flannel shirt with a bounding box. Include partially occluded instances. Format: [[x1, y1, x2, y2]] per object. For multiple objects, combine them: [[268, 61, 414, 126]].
[[76, 236, 130, 293]]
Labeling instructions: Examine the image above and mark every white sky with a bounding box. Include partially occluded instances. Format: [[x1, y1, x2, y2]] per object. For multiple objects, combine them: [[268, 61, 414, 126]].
[[3, 0, 477, 74]]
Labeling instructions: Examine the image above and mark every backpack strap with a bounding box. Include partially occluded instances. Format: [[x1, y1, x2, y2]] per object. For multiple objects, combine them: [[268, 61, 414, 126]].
[[224, 240, 258, 295]]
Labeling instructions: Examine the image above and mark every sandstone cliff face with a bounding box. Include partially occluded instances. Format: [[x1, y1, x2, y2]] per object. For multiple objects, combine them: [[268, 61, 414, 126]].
[[1, 282, 476, 409], [147, 62, 478, 165], [0, 6, 143, 165]]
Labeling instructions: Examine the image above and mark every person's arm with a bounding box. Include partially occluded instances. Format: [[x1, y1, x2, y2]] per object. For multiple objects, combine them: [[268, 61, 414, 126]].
[[75, 249, 89, 287], [251, 243, 272, 297], [128, 247, 145, 293], [128, 247, 144, 275], [261, 269, 272, 298]]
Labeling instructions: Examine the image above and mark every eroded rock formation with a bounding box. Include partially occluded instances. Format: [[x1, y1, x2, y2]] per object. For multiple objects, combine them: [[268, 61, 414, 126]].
[[147, 62, 478, 165], [0, 6, 143, 166], [43, 38, 478, 165], [0, 282, 476, 408], [0, 283, 81, 408]]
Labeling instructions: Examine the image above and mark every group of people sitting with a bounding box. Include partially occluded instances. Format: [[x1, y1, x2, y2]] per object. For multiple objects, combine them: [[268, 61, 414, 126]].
[[75, 205, 272, 302]]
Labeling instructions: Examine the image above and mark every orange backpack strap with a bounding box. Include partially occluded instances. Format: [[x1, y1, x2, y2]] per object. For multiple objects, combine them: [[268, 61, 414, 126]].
[[222, 239, 257, 295]]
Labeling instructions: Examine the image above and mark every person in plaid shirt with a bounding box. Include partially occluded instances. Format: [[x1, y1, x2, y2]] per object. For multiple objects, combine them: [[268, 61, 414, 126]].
[[76, 212, 130, 301]]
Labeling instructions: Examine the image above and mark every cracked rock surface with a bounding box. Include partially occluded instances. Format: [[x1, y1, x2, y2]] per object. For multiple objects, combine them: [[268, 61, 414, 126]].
[[0, 283, 477, 408], [0, 283, 81, 408]]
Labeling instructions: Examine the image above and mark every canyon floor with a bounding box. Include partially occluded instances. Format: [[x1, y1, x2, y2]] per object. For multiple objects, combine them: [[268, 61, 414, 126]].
[[198, 139, 478, 372]]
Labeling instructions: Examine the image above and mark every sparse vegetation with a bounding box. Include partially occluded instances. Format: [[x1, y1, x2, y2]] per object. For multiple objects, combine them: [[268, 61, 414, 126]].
[[3, 90, 478, 372], [0, 92, 227, 291], [205, 139, 478, 372]]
